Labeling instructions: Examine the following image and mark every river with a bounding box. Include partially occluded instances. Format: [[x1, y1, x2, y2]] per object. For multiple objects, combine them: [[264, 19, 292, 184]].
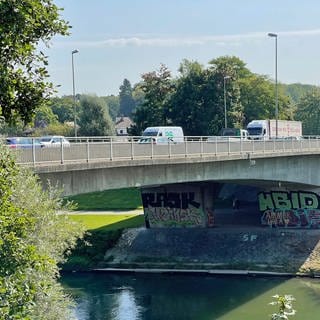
[[61, 272, 320, 320]]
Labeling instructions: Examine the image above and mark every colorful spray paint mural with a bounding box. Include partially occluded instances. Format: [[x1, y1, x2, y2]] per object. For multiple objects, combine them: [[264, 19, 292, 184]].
[[259, 191, 320, 228], [142, 191, 204, 227]]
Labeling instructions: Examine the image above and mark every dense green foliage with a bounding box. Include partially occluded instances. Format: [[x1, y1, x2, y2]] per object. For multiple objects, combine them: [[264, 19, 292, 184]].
[[0, 144, 85, 319], [130, 56, 297, 136], [282, 83, 317, 103], [295, 89, 320, 135], [78, 95, 115, 136], [0, 0, 69, 126], [130, 64, 175, 135], [49, 96, 74, 124], [102, 95, 120, 121]]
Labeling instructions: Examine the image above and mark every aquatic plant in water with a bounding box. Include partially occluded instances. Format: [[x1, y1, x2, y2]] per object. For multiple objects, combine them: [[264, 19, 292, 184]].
[[269, 294, 296, 319]]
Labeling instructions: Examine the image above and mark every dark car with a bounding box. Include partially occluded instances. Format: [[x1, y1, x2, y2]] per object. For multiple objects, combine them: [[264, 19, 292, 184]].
[[6, 137, 43, 149]]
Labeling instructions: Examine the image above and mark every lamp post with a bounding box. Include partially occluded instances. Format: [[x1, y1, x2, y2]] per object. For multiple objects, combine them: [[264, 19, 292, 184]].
[[72, 49, 79, 137], [223, 76, 231, 128], [268, 33, 278, 138]]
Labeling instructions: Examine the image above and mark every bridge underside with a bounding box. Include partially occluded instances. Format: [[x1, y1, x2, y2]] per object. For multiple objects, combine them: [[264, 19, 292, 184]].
[[36, 154, 320, 229], [141, 180, 320, 229]]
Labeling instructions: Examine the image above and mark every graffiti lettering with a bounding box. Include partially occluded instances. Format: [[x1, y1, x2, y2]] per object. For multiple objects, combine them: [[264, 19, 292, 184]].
[[261, 209, 320, 228], [142, 192, 200, 209], [145, 207, 202, 227], [258, 191, 319, 211]]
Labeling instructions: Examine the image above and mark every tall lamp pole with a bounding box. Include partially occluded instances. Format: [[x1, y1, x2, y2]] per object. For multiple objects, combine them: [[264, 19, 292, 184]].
[[223, 76, 231, 128], [268, 33, 278, 138], [72, 49, 79, 137]]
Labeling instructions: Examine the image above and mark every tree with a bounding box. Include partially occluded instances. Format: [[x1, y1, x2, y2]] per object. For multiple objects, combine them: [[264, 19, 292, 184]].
[[102, 95, 119, 121], [239, 75, 293, 125], [167, 60, 212, 135], [295, 89, 320, 135], [119, 79, 136, 117], [34, 104, 59, 128], [50, 96, 75, 123], [0, 144, 84, 319], [130, 64, 175, 135], [167, 58, 243, 135], [0, 0, 69, 126], [78, 95, 115, 136]]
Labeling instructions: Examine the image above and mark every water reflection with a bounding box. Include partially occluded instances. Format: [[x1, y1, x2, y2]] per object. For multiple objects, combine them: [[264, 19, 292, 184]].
[[61, 272, 320, 320]]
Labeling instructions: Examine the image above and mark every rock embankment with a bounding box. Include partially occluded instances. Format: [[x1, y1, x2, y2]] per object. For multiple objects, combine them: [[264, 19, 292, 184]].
[[102, 226, 320, 275]]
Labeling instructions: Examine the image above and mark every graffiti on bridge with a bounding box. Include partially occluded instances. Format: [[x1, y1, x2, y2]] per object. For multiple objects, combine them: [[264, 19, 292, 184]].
[[142, 192, 203, 227], [259, 191, 320, 228], [261, 209, 320, 228], [144, 207, 202, 227]]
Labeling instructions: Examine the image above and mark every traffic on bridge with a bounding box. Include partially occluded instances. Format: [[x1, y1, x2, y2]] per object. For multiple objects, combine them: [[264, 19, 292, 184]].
[[2, 135, 320, 167]]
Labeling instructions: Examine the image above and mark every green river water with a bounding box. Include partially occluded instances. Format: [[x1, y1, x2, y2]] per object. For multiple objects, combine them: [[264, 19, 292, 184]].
[[61, 272, 320, 320]]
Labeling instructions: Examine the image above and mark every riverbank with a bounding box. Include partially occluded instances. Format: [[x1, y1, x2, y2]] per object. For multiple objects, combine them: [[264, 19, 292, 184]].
[[99, 226, 320, 276], [63, 219, 320, 277]]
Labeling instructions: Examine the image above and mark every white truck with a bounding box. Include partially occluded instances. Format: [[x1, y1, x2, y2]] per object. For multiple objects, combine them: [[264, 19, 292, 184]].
[[246, 119, 302, 140], [139, 126, 184, 144]]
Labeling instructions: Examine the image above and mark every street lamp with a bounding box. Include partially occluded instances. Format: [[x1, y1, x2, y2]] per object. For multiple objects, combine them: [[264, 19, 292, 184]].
[[72, 49, 79, 137], [223, 76, 231, 128], [268, 32, 278, 138]]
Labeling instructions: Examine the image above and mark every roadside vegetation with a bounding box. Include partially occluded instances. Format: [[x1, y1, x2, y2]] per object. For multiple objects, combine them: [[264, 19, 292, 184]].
[[0, 145, 85, 319]]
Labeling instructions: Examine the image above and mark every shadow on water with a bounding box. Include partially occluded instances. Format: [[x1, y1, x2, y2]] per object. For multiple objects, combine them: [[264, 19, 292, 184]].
[[60, 272, 320, 320]]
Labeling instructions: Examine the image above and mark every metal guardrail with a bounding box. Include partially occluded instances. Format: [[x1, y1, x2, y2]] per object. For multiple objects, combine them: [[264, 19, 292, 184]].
[[3, 136, 320, 167]]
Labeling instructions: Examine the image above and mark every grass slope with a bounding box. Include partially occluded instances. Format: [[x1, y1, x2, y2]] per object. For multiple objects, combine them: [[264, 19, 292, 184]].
[[65, 187, 143, 211], [63, 213, 145, 271]]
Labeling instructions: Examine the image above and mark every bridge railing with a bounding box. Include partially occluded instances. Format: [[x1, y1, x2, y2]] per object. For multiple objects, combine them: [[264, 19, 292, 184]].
[[2, 135, 320, 166]]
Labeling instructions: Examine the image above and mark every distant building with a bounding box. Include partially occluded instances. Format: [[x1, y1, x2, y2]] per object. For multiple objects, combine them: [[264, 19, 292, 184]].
[[115, 117, 133, 136]]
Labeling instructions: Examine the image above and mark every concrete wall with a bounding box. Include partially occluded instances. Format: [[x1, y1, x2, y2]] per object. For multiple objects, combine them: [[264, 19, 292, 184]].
[[36, 154, 320, 196]]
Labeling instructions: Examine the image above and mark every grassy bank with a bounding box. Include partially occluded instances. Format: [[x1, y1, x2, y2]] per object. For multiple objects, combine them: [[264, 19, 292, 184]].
[[62, 187, 144, 271], [63, 214, 145, 271], [65, 187, 142, 210]]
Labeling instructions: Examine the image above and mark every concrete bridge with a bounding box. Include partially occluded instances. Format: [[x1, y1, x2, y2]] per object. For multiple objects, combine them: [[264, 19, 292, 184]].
[[13, 137, 318, 195], [15, 137, 320, 230]]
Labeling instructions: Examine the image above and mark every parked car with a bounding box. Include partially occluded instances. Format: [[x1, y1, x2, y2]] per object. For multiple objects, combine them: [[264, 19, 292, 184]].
[[39, 136, 70, 147], [6, 137, 43, 149]]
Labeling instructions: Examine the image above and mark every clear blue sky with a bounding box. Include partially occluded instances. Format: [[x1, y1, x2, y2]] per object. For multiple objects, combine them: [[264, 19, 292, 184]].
[[48, 0, 320, 96]]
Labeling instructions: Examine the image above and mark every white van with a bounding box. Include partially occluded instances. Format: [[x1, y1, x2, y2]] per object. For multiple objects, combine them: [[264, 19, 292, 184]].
[[139, 126, 184, 144]]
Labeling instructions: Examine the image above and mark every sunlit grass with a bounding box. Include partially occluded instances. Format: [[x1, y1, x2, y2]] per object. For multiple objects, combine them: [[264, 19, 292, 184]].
[[68, 214, 144, 231]]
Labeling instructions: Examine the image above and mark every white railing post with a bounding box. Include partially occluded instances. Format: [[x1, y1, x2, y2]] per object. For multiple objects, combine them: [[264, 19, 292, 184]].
[[215, 136, 217, 156], [60, 138, 64, 164], [200, 137, 203, 157], [151, 139, 154, 159], [309, 136, 311, 151], [273, 138, 275, 153], [131, 138, 134, 160], [184, 138, 188, 158], [86, 138, 89, 163], [32, 138, 36, 166], [110, 137, 113, 161]]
